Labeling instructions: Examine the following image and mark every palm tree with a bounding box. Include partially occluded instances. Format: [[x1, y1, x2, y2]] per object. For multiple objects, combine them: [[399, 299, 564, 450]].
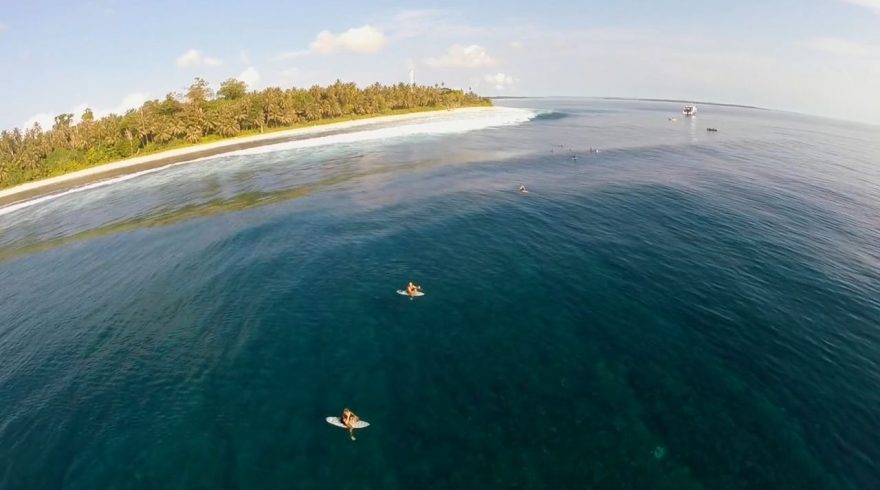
[[0, 79, 493, 189]]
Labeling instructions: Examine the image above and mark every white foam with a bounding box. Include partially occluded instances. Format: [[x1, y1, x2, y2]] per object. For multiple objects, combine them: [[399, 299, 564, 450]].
[[228, 107, 535, 157], [0, 157, 212, 217], [0, 107, 535, 217]]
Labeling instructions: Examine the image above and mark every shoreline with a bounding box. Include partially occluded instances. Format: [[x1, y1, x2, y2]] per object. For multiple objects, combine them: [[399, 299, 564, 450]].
[[0, 107, 495, 209]]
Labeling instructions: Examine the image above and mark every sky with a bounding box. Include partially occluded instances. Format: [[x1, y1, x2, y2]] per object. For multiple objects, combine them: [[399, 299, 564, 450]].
[[1, 0, 879, 129]]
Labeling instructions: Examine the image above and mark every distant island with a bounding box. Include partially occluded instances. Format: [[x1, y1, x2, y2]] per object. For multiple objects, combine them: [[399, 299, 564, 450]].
[[0, 79, 491, 190]]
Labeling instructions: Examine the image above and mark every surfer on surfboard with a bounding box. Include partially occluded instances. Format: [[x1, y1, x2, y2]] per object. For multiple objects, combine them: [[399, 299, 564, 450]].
[[397, 282, 424, 299], [326, 410, 370, 440], [341, 408, 359, 439]]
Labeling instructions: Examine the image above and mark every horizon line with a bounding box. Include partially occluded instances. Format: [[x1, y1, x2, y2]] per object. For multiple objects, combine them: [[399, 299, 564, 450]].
[[486, 95, 879, 128]]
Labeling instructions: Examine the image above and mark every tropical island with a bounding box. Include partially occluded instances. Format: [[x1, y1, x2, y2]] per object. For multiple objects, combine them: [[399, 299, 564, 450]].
[[0, 79, 492, 193]]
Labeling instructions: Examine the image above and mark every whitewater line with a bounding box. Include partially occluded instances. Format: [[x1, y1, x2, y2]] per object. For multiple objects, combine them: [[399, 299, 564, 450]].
[[0, 107, 535, 217]]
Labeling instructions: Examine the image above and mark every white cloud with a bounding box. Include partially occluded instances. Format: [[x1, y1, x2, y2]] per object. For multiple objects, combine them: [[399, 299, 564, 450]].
[[22, 113, 55, 130], [311, 25, 386, 54], [509, 40, 524, 49], [274, 24, 387, 60], [22, 92, 149, 130], [176, 49, 223, 68], [239, 50, 251, 65], [176, 49, 202, 68], [483, 72, 514, 90], [238, 67, 260, 87], [841, 0, 880, 13], [23, 102, 91, 129], [0, 23, 8, 33], [103, 93, 150, 117], [70, 103, 90, 119], [809, 37, 877, 57], [426, 45, 495, 68]]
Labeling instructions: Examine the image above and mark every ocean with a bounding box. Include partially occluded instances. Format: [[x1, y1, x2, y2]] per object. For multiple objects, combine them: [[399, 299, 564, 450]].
[[0, 99, 878, 489]]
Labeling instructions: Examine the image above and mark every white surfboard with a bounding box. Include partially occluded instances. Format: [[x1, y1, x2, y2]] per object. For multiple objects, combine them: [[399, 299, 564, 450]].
[[326, 416, 370, 429], [397, 290, 425, 297], [326, 416, 369, 440]]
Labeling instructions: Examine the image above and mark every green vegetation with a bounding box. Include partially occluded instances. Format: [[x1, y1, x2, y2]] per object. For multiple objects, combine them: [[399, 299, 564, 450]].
[[0, 78, 491, 189]]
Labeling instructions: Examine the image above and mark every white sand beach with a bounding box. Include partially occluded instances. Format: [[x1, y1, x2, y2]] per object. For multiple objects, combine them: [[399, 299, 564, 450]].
[[0, 107, 497, 208]]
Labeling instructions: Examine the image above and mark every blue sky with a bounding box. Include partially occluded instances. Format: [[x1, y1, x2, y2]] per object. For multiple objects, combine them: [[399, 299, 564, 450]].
[[1, 0, 879, 128]]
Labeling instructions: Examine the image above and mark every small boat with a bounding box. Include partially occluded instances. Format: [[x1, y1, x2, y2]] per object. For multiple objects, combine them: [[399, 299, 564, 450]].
[[706, 127, 718, 132], [682, 105, 697, 117]]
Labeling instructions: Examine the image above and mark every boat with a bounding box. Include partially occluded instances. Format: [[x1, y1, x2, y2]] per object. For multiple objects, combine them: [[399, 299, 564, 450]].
[[682, 105, 697, 116]]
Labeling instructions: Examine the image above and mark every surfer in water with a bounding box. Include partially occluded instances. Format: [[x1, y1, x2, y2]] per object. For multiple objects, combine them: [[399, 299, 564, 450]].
[[406, 281, 422, 297], [342, 408, 359, 439]]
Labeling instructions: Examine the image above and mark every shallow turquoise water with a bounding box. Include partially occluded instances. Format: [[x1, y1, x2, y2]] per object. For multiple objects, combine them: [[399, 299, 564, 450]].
[[1, 99, 878, 489]]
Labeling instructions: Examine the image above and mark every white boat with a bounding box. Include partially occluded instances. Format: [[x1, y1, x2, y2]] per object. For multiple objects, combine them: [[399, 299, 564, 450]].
[[682, 105, 697, 116]]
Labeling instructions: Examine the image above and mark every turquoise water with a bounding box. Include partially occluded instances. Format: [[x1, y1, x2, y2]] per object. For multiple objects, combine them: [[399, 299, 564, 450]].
[[1, 99, 878, 489]]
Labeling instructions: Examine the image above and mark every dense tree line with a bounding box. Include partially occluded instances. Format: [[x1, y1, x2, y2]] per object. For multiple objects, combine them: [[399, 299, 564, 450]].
[[0, 79, 491, 188]]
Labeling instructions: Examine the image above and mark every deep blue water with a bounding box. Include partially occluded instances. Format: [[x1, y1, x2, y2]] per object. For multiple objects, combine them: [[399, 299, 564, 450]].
[[1, 99, 879, 489]]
